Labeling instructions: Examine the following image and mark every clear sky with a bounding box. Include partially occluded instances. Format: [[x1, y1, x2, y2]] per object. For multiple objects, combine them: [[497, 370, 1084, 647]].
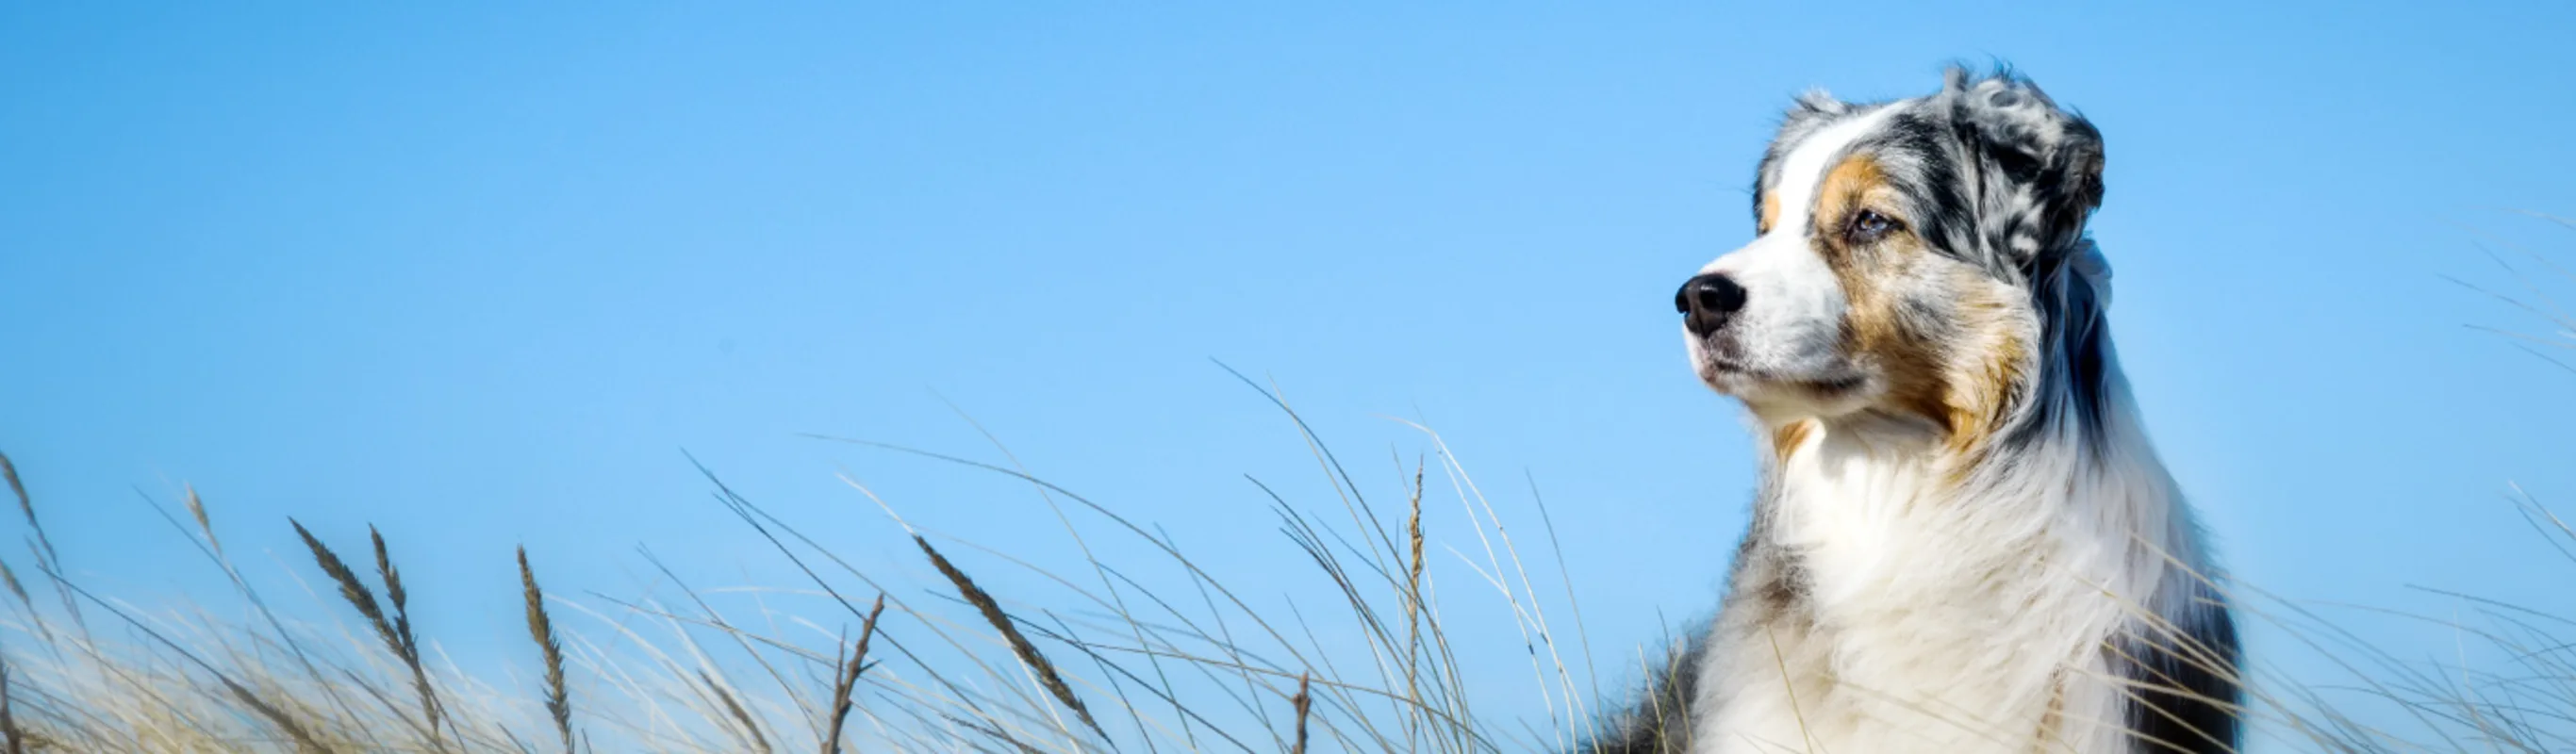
[[6, 1, 2575, 745]]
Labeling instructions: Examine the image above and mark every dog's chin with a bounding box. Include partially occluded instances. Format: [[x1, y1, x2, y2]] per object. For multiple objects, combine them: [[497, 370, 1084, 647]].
[[1694, 356, 1876, 419]]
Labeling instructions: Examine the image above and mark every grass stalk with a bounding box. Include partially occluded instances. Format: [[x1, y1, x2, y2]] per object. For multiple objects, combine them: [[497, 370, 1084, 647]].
[[520, 546, 574, 754], [821, 594, 886, 754], [913, 533, 1106, 742]]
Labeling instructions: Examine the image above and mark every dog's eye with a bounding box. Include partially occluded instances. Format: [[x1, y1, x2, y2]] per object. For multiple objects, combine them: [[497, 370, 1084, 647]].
[[1848, 209, 1897, 241]]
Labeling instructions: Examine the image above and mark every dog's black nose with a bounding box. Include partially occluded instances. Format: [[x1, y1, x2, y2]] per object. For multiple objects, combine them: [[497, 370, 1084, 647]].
[[1676, 273, 1746, 336]]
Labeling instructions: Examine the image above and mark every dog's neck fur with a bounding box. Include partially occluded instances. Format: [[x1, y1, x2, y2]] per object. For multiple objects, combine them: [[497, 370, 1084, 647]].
[[1762, 358, 2188, 626]]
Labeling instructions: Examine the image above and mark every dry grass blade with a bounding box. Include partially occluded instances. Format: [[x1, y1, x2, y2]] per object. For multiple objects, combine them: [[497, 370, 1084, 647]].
[[294, 518, 449, 747], [1401, 457, 1429, 747], [0, 658, 20, 754], [822, 594, 886, 754], [290, 520, 404, 667], [0, 559, 25, 610], [1408, 464, 1426, 603], [913, 533, 1105, 742], [1291, 672, 1313, 754], [700, 669, 771, 754], [373, 525, 446, 750], [0, 453, 57, 573], [185, 484, 220, 558], [220, 675, 331, 754], [0, 556, 43, 648], [0, 454, 19, 522], [520, 546, 574, 754], [1405, 461, 1426, 655]]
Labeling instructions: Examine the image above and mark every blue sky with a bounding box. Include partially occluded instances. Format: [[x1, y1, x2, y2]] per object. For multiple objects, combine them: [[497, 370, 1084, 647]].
[[6, 1, 2576, 742]]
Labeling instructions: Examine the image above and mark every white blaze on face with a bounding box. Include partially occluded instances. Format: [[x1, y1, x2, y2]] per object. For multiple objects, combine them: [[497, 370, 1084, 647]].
[[1697, 106, 1900, 379]]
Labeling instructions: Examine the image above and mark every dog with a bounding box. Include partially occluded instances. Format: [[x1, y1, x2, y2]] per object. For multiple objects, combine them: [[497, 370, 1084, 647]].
[[1592, 68, 2240, 754]]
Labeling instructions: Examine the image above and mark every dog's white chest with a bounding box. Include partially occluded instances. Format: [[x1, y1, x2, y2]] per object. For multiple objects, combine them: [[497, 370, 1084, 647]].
[[1693, 436, 2144, 753]]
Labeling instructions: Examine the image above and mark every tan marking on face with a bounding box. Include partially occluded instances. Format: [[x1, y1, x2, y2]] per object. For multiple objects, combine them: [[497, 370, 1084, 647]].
[[1809, 155, 1891, 238], [1938, 279, 2030, 456], [1758, 191, 1782, 236], [1809, 155, 1948, 424], [1808, 154, 2035, 451]]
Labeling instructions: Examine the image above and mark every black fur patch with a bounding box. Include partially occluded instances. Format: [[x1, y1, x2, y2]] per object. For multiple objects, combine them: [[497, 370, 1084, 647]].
[[2117, 595, 2243, 753]]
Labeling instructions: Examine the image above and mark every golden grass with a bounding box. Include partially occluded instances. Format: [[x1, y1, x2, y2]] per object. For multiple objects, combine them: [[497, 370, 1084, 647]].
[[0, 381, 1622, 752]]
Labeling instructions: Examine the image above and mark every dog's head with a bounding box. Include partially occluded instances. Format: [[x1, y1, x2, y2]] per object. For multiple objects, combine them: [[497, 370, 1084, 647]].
[[1680, 68, 2110, 436]]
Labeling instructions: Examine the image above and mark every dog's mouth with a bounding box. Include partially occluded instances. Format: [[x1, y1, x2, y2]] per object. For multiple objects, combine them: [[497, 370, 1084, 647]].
[[1698, 356, 1870, 397]]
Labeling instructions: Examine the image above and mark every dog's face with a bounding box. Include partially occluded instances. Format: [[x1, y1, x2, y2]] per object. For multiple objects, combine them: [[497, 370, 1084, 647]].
[[1681, 70, 2107, 434]]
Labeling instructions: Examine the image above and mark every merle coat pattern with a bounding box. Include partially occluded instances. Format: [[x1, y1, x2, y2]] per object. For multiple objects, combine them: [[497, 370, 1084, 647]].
[[1596, 68, 2240, 754]]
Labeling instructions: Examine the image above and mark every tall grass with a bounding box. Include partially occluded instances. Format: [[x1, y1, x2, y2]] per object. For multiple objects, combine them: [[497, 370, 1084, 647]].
[[0, 376, 1618, 752], [0, 221, 2566, 752]]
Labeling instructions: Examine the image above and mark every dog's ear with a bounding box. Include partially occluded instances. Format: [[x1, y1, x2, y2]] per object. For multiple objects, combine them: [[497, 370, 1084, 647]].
[[1791, 88, 1848, 120], [1778, 88, 1855, 144], [1945, 68, 2105, 266]]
